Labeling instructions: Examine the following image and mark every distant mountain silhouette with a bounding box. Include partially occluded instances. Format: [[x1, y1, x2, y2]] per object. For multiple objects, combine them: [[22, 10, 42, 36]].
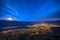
[[42, 20, 60, 25], [0, 20, 33, 27], [0, 20, 60, 31], [0, 20, 60, 27], [0, 20, 34, 31]]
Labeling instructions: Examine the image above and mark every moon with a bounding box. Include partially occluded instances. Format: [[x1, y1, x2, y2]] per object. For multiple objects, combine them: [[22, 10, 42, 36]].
[[7, 17, 13, 20]]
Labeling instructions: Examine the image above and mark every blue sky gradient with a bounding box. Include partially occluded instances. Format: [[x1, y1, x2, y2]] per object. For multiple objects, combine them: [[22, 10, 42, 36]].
[[0, 0, 60, 21]]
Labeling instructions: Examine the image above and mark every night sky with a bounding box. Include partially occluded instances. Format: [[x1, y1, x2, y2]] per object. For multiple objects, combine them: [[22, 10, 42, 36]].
[[0, 0, 60, 21]]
